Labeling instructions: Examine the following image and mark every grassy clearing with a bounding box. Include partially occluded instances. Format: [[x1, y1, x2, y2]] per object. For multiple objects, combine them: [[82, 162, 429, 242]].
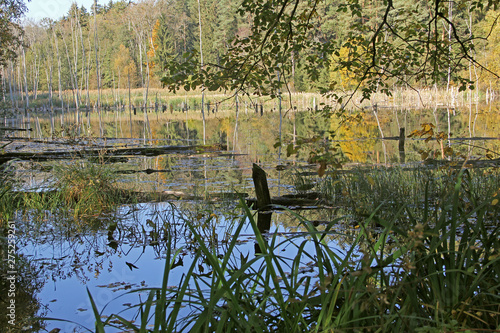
[[71, 169, 499, 332]]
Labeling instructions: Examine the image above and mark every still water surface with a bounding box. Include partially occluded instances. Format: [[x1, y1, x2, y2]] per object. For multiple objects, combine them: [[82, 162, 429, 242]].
[[6, 104, 499, 331]]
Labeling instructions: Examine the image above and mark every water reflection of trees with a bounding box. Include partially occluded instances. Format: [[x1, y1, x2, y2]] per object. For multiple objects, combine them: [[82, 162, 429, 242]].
[[34, 106, 500, 167], [0, 238, 46, 332], [16, 212, 121, 283], [15, 200, 247, 283]]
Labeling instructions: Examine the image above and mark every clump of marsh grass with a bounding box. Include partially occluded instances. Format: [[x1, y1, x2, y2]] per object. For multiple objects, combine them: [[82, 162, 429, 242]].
[[52, 159, 123, 217], [21, 157, 124, 224]]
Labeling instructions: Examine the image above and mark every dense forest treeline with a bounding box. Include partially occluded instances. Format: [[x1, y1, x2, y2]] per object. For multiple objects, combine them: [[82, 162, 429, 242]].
[[2, 0, 500, 110]]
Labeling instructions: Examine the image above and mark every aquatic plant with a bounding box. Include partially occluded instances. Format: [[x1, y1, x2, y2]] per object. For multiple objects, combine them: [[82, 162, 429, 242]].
[[21, 156, 125, 223], [53, 158, 127, 220]]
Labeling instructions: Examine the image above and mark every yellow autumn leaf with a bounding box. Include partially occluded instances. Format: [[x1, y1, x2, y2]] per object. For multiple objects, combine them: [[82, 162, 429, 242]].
[[422, 123, 435, 131], [492, 199, 498, 205], [367, 176, 375, 186]]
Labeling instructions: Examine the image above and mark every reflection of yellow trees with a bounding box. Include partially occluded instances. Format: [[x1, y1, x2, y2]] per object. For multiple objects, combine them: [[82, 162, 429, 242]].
[[332, 114, 379, 163], [220, 118, 231, 137], [156, 156, 171, 184], [149, 126, 159, 145]]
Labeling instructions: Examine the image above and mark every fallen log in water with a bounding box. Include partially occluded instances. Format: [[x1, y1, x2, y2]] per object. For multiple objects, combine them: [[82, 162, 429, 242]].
[[131, 190, 248, 203], [246, 195, 326, 210], [0, 143, 227, 165], [0, 127, 32, 132], [11, 189, 249, 209]]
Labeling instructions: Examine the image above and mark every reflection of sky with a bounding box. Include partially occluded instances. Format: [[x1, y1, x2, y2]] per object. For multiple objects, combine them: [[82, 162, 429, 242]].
[[18, 202, 349, 332]]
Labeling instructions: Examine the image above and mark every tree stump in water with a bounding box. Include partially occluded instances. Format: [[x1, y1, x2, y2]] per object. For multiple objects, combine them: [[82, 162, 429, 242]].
[[399, 127, 406, 163], [252, 163, 271, 210], [252, 163, 272, 234]]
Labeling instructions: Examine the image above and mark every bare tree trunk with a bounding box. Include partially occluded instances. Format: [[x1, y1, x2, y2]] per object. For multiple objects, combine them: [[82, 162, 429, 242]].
[[1, 67, 5, 103], [128, 72, 132, 138], [86, 36, 92, 121], [135, 33, 151, 143], [70, 11, 81, 106], [17, 63, 23, 106], [138, 35, 145, 90], [21, 40, 29, 112], [233, 90, 238, 151], [197, 0, 206, 144], [446, 0, 453, 92], [143, 36, 152, 142], [45, 59, 54, 136], [94, 0, 103, 136], [78, 19, 89, 111], [31, 51, 40, 100], [61, 31, 79, 108], [112, 71, 116, 105], [53, 31, 63, 106], [7, 62, 14, 107]]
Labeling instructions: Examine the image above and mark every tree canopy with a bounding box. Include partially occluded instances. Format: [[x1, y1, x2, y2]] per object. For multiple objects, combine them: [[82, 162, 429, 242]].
[[0, 0, 27, 66], [161, 0, 500, 104], [3, 0, 500, 104]]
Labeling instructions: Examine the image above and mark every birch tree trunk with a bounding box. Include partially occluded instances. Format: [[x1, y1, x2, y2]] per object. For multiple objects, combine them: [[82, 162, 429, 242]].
[[61, 31, 79, 108], [79, 25, 89, 110], [446, 0, 453, 92], [8, 62, 15, 108], [94, 0, 103, 136], [53, 31, 63, 105], [7, 63, 14, 106], [21, 40, 29, 112], [197, 0, 206, 144]]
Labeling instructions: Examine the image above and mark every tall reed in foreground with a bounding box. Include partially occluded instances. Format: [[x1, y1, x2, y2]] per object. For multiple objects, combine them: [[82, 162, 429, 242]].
[[62, 170, 499, 332]]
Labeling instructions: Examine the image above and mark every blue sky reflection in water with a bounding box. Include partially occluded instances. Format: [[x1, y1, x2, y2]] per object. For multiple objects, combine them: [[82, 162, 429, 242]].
[[19, 200, 347, 332]]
